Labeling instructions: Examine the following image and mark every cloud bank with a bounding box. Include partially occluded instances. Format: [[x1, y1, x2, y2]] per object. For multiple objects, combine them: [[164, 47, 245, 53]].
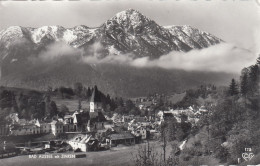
[[34, 42, 257, 74], [130, 43, 256, 73]]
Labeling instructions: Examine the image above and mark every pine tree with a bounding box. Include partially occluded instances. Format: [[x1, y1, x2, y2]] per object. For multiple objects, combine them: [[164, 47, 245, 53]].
[[78, 99, 82, 110], [248, 64, 259, 95], [87, 87, 92, 99], [21, 109, 28, 119], [44, 94, 51, 117], [249, 65, 259, 83], [74, 82, 83, 97], [49, 101, 58, 117], [240, 73, 248, 97], [228, 79, 239, 96]]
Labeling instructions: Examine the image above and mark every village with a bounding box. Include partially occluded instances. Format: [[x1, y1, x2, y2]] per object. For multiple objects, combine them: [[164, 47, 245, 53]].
[[0, 86, 209, 159]]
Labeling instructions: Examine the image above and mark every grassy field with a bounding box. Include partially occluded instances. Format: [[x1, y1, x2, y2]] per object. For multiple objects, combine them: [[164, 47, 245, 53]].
[[0, 141, 172, 166], [52, 97, 90, 112], [167, 92, 186, 104]]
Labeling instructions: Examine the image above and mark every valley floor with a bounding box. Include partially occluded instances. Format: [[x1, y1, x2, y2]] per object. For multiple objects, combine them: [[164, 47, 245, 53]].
[[0, 141, 172, 166]]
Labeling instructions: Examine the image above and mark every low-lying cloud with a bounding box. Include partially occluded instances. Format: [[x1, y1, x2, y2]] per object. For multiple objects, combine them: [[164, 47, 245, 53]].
[[36, 42, 84, 62], [33, 42, 257, 74], [130, 43, 256, 73]]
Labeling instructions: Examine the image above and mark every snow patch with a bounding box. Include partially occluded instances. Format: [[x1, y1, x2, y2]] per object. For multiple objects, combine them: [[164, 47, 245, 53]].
[[31, 26, 63, 44], [88, 28, 96, 34], [63, 30, 77, 44], [108, 45, 121, 55]]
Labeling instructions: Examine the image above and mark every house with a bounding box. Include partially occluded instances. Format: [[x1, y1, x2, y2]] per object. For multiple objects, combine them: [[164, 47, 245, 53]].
[[64, 114, 73, 124], [68, 134, 98, 152], [40, 123, 51, 133], [138, 104, 144, 110], [35, 120, 51, 133], [158, 111, 175, 122], [10, 124, 40, 135], [7, 113, 19, 124], [50, 121, 63, 135], [63, 114, 74, 132], [111, 113, 123, 123], [71, 112, 81, 131], [134, 116, 147, 123], [106, 132, 135, 146], [122, 115, 134, 122], [131, 126, 149, 140], [198, 106, 208, 113], [87, 112, 106, 132], [63, 113, 80, 132], [72, 111, 90, 132]]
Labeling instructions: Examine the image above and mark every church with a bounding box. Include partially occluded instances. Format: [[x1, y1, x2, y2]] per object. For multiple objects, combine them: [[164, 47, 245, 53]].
[[68, 87, 106, 132], [87, 87, 106, 132]]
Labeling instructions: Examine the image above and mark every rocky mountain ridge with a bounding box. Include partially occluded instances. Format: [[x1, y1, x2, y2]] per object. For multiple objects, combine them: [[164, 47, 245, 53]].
[[0, 9, 222, 60]]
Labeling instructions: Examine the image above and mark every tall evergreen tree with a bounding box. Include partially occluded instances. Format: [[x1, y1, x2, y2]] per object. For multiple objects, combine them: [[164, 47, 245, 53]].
[[74, 82, 83, 97], [228, 79, 239, 96], [240, 72, 249, 97], [248, 64, 259, 95], [49, 101, 58, 118], [78, 99, 82, 110], [44, 94, 51, 117]]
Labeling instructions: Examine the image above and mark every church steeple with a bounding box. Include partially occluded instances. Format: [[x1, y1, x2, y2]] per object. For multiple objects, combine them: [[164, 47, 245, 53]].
[[89, 86, 102, 112], [90, 86, 101, 103]]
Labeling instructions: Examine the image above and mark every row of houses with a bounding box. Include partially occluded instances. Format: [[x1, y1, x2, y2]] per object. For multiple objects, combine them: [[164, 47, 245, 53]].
[[9, 120, 64, 136], [7, 88, 107, 136], [157, 106, 209, 125]]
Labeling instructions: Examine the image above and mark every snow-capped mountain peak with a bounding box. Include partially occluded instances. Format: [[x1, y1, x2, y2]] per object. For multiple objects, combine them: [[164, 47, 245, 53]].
[[164, 25, 222, 49], [0, 9, 223, 60], [113, 9, 151, 26], [0, 26, 24, 41], [30, 25, 66, 44]]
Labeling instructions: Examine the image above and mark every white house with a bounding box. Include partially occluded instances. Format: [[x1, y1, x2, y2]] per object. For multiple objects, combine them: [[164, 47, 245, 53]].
[[68, 134, 94, 152], [131, 126, 149, 139]]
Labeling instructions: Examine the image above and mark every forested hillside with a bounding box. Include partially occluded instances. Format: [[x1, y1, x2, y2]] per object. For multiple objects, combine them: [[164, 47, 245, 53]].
[[174, 56, 260, 165], [138, 56, 260, 166]]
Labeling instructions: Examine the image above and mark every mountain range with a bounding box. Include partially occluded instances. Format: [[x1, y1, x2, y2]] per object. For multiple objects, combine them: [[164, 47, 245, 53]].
[[0, 9, 233, 97]]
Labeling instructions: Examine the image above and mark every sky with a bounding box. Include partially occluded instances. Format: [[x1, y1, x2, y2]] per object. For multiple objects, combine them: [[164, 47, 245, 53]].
[[0, 0, 259, 73]]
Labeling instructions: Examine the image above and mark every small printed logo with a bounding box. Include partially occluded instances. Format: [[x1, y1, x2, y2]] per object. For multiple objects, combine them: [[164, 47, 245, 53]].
[[242, 148, 254, 161], [242, 153, 254, 161]]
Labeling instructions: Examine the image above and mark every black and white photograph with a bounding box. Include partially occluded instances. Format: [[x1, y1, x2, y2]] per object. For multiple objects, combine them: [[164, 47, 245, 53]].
[[0, 0, 259, 165]]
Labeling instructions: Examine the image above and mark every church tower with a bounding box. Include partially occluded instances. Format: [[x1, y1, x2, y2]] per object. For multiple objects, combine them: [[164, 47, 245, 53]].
[[89, 86, 102, 112]]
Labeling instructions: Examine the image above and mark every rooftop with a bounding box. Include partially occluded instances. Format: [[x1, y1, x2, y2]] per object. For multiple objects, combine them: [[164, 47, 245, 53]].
[[90, 87, 101, 102], [109, 132, 135, 140]]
